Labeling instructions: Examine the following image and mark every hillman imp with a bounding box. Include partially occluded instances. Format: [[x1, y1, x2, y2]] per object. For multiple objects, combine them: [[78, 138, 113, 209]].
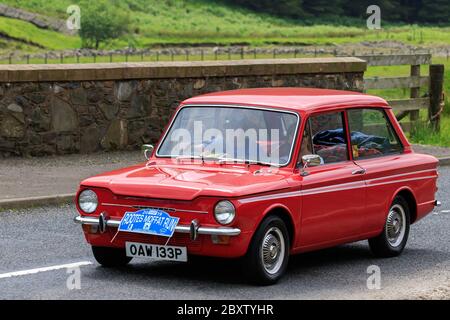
[[74, 88, 440, 285]]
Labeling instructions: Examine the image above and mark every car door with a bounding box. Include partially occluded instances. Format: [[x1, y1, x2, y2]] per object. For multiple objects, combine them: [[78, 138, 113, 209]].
[[346, 108, 407, 234], [298, 111, 366, 248]]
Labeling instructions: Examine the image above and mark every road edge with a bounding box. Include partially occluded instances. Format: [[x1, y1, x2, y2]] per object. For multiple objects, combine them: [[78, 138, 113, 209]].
[[1, 156, 449, 211], [0, 194, 75, 211]]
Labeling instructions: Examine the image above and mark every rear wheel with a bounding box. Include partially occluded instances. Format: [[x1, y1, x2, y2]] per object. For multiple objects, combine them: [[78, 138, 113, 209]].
[[368, 196, 410, 257], [92, 246, 133, 267], [243, 216, 290, 285]]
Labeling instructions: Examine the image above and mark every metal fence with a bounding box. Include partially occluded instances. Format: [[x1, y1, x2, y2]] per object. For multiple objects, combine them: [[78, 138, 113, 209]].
[[1, 47, 445, 65]]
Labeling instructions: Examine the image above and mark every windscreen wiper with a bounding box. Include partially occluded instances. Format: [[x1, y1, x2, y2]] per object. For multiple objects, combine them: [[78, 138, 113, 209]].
[[175, 154, 224, 163]]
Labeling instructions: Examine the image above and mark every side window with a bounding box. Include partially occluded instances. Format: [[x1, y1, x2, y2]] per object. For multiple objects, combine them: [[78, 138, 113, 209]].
[[299, 112, 349, 165], [347, 108, 403, 159]]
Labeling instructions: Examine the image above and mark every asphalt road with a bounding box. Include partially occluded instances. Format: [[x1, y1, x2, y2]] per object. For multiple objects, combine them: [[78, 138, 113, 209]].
[[0, 168, 449, 300]]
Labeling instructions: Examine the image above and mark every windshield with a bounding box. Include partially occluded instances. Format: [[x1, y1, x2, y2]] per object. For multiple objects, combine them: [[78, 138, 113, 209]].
[[157, 106, 299, 166]]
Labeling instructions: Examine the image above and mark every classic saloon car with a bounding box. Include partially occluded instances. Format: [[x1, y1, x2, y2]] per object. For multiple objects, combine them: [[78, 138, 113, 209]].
[[74, 88, 439, 285]]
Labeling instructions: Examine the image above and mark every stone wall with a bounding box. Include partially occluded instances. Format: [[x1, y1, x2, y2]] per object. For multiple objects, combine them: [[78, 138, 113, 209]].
[[0, 58, 366, 157]]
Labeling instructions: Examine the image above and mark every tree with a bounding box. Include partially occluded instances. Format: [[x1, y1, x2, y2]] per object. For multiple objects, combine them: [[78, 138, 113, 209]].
[[79, 0, 130, 49], [303, 0, 344, 17], [418, 0, 450, 24], [224, 0, 449, 24], [226, 0, 306, 19]]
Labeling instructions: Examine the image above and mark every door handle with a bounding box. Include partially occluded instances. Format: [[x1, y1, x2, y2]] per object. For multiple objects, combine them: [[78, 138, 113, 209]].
[[352, 168, 366, 175]]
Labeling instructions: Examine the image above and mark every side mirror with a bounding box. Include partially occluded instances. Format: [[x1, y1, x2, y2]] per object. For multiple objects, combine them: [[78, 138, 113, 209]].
[[302, 154, 321, 167], [142, 144, 154, 160], [300, 154, 321, 176]]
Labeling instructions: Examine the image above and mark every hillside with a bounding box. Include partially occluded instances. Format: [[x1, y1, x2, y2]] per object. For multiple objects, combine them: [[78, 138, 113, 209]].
[[0, 0, 449, 55]]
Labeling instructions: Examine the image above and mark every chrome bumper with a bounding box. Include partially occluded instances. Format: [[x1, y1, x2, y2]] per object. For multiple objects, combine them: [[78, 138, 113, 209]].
[[435, 200, 441, 207], [74, 215, 241, 238]]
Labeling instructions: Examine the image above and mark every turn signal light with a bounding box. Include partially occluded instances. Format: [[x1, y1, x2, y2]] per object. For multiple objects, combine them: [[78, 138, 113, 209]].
[[211, 235, 230, 245]]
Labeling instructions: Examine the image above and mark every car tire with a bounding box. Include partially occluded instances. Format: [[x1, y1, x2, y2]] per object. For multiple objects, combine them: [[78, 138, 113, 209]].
[[368, 196, 411, 258], [243, 215, 290, 285], [92, 246, 133, 267]]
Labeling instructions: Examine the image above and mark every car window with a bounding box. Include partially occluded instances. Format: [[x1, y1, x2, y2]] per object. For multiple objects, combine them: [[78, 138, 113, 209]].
[[347, 108, 403, 159], [157, 106, 299, 166], [299, 112, 349, 165]]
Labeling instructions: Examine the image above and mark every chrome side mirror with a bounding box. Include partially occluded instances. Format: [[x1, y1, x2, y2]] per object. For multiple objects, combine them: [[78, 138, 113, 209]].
[[302, 154, 321, 167], [142, 144, 154, 160], [300, 154, 321, 176]]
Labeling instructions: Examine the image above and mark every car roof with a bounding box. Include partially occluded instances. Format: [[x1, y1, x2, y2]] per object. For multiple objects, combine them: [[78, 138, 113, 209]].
[[181, 88, 389, 114]]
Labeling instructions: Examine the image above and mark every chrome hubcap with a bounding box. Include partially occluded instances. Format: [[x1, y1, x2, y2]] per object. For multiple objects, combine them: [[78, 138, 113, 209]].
[[386, 204, 406, 247], [261, 227, 285, 274]]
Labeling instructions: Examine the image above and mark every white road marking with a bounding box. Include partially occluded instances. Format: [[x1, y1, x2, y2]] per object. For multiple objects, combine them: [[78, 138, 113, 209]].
[[0, 261, 93, 279], [433, 209, 450, 215]]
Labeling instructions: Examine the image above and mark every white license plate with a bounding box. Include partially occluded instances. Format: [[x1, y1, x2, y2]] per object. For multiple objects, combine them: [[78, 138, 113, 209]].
[[125, 242, 187, 262]]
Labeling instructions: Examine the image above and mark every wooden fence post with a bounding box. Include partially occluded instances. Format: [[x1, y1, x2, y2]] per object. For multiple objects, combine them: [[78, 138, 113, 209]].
[[429, 64, 444, 132], [409, 64, 420, 131]]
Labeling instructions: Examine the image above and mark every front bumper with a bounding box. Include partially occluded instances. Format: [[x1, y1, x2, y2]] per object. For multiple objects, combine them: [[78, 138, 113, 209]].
[[74, 215, 241, 239]]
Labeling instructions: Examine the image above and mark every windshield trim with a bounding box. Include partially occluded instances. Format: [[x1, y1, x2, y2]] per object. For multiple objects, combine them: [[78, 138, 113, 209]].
[[155, 104, 300, 167]]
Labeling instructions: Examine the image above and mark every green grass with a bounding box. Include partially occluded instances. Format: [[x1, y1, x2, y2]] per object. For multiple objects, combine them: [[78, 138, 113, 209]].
[[409, 121, 450, 147], [1, 0, 450, 49], [0, 16, 80, 50], [0, 38, 39, 56]]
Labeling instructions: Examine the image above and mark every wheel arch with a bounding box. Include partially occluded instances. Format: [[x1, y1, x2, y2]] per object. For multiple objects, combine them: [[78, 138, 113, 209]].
[[392, 187, 418, 223], [258, 204, 296, 248]]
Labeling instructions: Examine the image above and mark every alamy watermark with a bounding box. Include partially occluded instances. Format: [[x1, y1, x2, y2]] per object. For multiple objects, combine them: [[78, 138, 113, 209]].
[[170, 123, 280, 161], [66, 5, 81, 30], [366, 5, 381, 30], [366, 265, 381, 290], [66, 266, 81, 290]]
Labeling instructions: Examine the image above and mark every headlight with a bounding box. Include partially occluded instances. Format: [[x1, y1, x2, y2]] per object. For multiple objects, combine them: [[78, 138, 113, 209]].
[[214, 200, 235, 225], [78, 189, 98, 214]]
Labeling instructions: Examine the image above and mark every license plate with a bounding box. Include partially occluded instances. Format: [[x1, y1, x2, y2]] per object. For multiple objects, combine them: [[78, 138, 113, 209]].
[[125, 242, 187, 262], [118, 209, 179, 237]]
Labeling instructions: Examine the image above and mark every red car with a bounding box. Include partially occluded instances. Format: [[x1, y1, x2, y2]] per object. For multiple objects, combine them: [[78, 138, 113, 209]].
[[74, 88, 440, 285]]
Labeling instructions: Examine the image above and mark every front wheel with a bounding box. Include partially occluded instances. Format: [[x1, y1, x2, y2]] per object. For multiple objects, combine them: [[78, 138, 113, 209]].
[[243, 216, 290, 285], [368, 196, 410, 257], [92, 246, 133, 267]]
